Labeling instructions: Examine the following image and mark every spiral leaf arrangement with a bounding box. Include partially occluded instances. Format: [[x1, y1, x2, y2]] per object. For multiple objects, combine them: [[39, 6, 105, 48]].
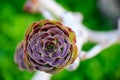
[[14, 20, 78, 74]]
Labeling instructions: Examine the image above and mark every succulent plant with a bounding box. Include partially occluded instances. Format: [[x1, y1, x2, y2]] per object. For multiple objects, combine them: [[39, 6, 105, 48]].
[[14, 20, 78, 74], [14, 41, 27, 70]]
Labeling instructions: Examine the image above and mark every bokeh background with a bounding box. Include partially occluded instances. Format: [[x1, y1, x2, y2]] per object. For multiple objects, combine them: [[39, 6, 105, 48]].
[[0, 0, 120, 80]]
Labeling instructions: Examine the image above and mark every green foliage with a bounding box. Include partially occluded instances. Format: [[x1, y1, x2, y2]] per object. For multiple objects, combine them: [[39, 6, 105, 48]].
[[0, 0, 120, 80]]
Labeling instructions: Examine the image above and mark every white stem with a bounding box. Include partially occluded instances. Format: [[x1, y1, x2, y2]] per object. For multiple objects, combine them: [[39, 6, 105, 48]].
[[39, 0, 66, 18], [83, 37, 118, 60], [88, 30, 119, 43], [79, 28, 119, 60], [38, 7, 55, 19], [32, 71, 51, 80]]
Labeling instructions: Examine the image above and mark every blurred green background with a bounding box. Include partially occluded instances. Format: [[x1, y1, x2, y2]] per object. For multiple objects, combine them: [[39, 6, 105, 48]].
[[0, 0, 120, 80]]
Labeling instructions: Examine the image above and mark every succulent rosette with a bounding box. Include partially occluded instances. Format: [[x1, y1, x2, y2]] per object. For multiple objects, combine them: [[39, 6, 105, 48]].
[[14, 41, 27, 70], [15, 20, 78, 74]]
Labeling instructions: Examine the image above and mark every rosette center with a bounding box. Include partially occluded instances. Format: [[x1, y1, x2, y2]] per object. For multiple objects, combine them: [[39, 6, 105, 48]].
[[45, 42, 56, 53]]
